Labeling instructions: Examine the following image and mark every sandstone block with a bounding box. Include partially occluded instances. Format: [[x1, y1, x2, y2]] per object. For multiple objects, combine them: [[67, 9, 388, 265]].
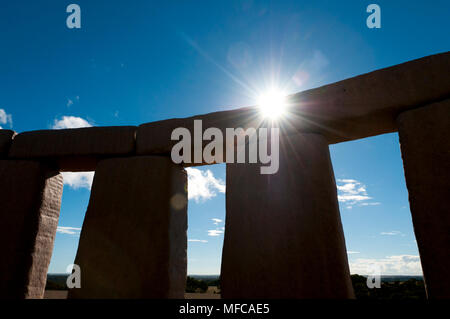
[[68, 156, 187, 299], [221, 132, 354, 298], [0, 160, 63, 299], [137, 52, 450, 158], [9, 126, 136, 171], [0, 130, 15, 156], [397, 99, 450, 299]]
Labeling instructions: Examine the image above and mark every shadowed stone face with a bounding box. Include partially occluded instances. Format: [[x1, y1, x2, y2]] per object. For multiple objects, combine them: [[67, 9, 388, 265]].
[[0, 160, 63, 299], [68, 156, 187, 299], [221, 132, 354, 299], [0, 130, 15, 157], [397, 99, 450, 299], [0, 53, 447, 300], [8, 126, 137, 171]]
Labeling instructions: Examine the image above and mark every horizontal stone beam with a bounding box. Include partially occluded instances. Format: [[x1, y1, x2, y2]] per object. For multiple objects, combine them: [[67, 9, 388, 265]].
[[9, 126, 137, 171], [136, 52, 450, 159], [0, 130, 15, 157], [286, 52, 449, 143]]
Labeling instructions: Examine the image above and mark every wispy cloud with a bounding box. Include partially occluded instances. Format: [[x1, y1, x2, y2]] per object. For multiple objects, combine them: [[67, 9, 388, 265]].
[[208, 229, 224, 237], [347, 251, 360, 254], [0, 108, 13, 129], [57, 226, 81, 236], [186, 167, 225, 202], [61, 172, 94, 190], [337, 179, 379, 209], [349, 255, 422, 275], [381, 231, 405, 236], [67, 95, 79, 108], [52, 116, 92, 129], [360, 202, 381, 206], [188, 239, 208, 243], [208, 218, 225, 237]]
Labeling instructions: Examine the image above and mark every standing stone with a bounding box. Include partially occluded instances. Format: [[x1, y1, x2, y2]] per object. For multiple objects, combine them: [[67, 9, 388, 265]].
[[0, 160, 63, 299], [68, 156, 187, 299], [397, 99, 450, 299], [221, 132, 354, 298], [0, 130, 15, 157]]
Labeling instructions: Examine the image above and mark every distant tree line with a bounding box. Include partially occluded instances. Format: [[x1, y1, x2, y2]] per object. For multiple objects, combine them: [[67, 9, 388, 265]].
[[184, 275, 426, 298], [351, 274, 426, 299], [45, 274, 426, 298], [185, 276, 220, 293]]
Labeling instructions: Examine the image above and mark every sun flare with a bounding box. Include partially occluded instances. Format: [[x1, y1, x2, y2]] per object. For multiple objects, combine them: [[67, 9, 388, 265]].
[[257, 89, 287, 120]]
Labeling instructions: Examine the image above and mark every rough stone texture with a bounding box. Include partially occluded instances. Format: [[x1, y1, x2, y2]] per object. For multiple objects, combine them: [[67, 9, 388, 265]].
[[9, 126, 137, 171], [137, 52, 450, 159], [0, 160, 63, 299], [68, 156, 187, 299], [221, 132, 354, 298], [136, 113, 268, 167], [0, 130, 15, 156], [397, 99, 450, 299], [286, 52, 449, 143]]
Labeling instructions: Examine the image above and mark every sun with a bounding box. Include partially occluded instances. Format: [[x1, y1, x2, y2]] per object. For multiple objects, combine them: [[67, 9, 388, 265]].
[[257, 89, 287, 120]]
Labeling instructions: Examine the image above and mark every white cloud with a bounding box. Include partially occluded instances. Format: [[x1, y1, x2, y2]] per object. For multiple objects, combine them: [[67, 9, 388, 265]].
[[339, 179, 357, 183], [57, 226, 81, 236], [337, 179, 378, 209], [52, 116, 92, 129], [360, 202, 381, 206], [208, 218, 224, 236], [347, 251, 360, 254], [188, 239, 208, 243], [381, 231, 405, 236], [62, 172, 94, 190], [208, 229, 224, 237], [0, 109, 12, 128], [186, 167, 225, 202], [349, 255, 422, 275]]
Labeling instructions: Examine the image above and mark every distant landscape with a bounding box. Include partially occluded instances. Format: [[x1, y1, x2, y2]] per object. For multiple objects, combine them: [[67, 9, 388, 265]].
[[46, 274, 426, 299]]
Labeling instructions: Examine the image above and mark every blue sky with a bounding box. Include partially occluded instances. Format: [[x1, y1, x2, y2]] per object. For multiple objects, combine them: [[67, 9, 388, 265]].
[[0, 1, 448, 275]]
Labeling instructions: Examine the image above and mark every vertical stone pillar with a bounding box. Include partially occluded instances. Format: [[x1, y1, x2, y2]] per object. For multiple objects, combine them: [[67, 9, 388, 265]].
[[397, 100, 450, 299], [0, 160, 63, 299], [221, 132, 354, 298], [0, 130, 15, 157], [68, 156, 187, 299]]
